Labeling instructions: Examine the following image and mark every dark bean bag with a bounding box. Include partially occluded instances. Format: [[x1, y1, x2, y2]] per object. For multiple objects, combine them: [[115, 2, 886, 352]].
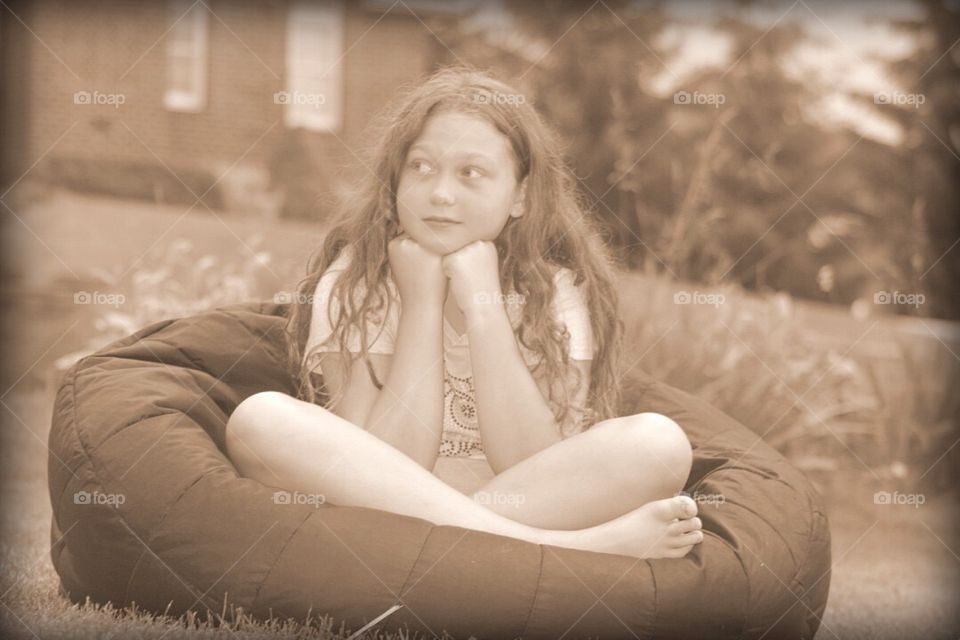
[[47, 301, 831, 639]]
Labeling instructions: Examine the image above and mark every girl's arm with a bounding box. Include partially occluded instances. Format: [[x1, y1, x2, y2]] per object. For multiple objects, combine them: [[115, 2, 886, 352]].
[[361, 299, 444, 469], [465, 301, 583, 474], [317, 299, 444, 471], [444, 241, 592, 473]]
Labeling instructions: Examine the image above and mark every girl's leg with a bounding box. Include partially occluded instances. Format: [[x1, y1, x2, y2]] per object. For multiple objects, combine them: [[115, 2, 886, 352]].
[[226, 392, 545, 542], [225, 392, 700, 559], [469, 412, 697, 530]]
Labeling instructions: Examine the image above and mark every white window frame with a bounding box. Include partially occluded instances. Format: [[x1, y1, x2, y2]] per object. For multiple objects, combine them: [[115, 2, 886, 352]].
[[164, 0, 209, 112], [283, 0, 344, 132]]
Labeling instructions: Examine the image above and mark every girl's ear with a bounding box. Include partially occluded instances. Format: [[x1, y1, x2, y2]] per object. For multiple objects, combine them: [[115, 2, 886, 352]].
[[509, 179, 527, 219]]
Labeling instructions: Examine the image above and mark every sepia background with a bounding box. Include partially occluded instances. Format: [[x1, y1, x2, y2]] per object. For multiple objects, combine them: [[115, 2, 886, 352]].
[[1, 0, 958, 638]]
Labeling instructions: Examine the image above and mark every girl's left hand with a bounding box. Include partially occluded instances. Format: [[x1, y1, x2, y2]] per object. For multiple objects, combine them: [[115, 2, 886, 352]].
[[442, 240, 502, 314]]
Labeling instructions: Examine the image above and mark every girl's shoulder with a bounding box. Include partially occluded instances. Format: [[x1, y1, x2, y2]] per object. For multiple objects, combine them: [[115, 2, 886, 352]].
[[322, 244, 356, 275], [306, 245, 398, 359], [552, 265, 579, 286], [314, 245, 388, 297], [551, 266, 588, 308], [311, 247, 352, 306], [549, 265, 594, 359]]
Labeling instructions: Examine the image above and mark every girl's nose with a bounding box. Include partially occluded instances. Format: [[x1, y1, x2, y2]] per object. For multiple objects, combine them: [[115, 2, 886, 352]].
[[430, 174, 455, 206]]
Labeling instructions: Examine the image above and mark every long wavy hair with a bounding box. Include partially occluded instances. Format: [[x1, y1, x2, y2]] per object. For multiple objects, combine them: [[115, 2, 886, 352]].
[[285, 66, 624, 433]]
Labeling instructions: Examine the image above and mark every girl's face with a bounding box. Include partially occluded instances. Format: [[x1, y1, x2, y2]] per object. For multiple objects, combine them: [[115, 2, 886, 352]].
[[396, 111, 525, 255]]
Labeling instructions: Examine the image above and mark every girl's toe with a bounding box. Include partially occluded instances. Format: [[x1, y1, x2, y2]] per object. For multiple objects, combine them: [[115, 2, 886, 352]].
[[678, 516, 702, 532], [659, 495, 698, 521], [672, 530, 704, 547]]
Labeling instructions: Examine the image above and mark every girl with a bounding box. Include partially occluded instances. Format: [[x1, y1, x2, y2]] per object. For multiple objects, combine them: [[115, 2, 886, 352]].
[[226, 67, 703, 560]]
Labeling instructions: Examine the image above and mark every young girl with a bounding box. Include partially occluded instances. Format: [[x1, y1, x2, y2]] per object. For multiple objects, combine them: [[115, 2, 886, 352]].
[[226, 67, 703, 560]]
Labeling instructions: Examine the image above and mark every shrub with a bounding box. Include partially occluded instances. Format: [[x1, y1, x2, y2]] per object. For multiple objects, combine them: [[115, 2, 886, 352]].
[[616, 272, 956, 487], [53, 237, 274, 375], [43, 156, 224, 210]]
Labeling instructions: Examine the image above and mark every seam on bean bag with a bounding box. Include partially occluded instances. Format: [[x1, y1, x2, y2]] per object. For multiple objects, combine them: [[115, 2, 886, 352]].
[[398, 526, 434, 600], [223, 307, 267, 340], [714, 495, 799, 570], [697, 461, 822, 636], [49, 376, 78, 548], [791, 492, 817, 591], [518, 543, 544, 639], [252, 509, 316, 610], [224, 307, 281, 352], [50, 410, 181, 512], [707, 531, 751, 638], [86, 407, 186, 458], [649, 557, 659, 629], [122, 469, 210, 605], [222, 308, 290, 380], [786, 496, 824, 608], [144, 337, 212, 373], [688, 429, 735, 451]]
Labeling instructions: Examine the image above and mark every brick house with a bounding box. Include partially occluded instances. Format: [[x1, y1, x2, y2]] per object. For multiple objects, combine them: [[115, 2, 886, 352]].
[[2, 0, 472, 217]]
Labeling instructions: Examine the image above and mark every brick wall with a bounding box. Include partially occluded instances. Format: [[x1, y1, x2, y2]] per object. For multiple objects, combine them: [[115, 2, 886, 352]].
[[11, 0, 440, 205]]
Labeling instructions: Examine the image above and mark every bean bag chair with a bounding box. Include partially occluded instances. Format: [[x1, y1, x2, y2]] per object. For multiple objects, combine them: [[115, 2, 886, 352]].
[[47, 301, 831, 639]]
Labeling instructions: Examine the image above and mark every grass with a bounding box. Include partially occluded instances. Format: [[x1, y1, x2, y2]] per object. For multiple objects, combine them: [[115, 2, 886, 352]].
[[2, 187, 958, 638]]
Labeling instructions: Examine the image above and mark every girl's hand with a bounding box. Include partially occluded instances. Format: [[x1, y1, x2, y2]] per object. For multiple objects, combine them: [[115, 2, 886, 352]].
[[388, 234, 446, 308], [442, 240, 502, 315]]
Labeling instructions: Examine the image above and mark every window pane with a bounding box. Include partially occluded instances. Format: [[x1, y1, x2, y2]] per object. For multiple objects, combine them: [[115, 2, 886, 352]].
[[164, 0, 207, 111], [284, 1, 343, 131]]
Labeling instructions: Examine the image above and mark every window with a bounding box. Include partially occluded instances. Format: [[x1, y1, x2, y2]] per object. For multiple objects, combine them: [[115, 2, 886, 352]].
[[164, 0, 209, 112], [282, 0, 344, 132], [363, 0, 479, 13]]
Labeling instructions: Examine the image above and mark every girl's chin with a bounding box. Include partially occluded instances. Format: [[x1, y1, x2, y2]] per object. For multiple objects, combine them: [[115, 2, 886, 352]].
[[410, 234, 471, 256]]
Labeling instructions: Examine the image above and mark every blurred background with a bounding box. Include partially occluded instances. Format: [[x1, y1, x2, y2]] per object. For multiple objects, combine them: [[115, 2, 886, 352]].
[[1, 0, 958, 638]]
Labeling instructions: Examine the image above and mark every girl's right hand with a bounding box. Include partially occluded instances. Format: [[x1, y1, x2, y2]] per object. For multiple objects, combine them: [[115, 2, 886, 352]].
[[388, 234, 446, 308]]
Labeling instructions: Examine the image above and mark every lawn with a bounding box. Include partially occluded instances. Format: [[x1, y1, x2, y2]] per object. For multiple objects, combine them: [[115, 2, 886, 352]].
[[1, 189, 958, 638]]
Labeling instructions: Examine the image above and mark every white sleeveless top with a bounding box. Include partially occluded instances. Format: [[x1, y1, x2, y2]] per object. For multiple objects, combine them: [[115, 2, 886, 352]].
[[303, 246, 594, 459]]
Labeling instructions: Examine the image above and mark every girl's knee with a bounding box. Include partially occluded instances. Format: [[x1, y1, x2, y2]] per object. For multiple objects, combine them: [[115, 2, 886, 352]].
[[226, 391, 292, 458], [601, 412, 693, 485]]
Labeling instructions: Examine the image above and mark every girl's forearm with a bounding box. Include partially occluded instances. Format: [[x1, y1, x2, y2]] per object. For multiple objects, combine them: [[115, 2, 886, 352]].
[[364, 301, 444, 469], [465, 302, 562, 474]]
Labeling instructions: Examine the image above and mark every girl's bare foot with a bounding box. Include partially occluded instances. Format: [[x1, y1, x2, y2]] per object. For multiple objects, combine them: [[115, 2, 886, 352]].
[[547, 495, 704, 559]]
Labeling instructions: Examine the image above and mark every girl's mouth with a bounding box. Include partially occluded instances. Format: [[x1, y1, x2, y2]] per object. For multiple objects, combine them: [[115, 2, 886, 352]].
[[423, 217, 462, 226]]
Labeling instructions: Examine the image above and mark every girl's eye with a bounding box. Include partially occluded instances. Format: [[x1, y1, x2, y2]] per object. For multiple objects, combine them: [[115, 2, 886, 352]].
[[461, 166, 485, 179], [408, 159, 433, 175]]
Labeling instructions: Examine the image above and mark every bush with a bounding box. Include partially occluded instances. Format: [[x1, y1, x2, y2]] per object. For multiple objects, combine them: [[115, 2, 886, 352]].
[[44, 156, 224, 210], [53, 237, 274, 375], [618, 272, 957, 490], [267, 128, 335, 221]]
